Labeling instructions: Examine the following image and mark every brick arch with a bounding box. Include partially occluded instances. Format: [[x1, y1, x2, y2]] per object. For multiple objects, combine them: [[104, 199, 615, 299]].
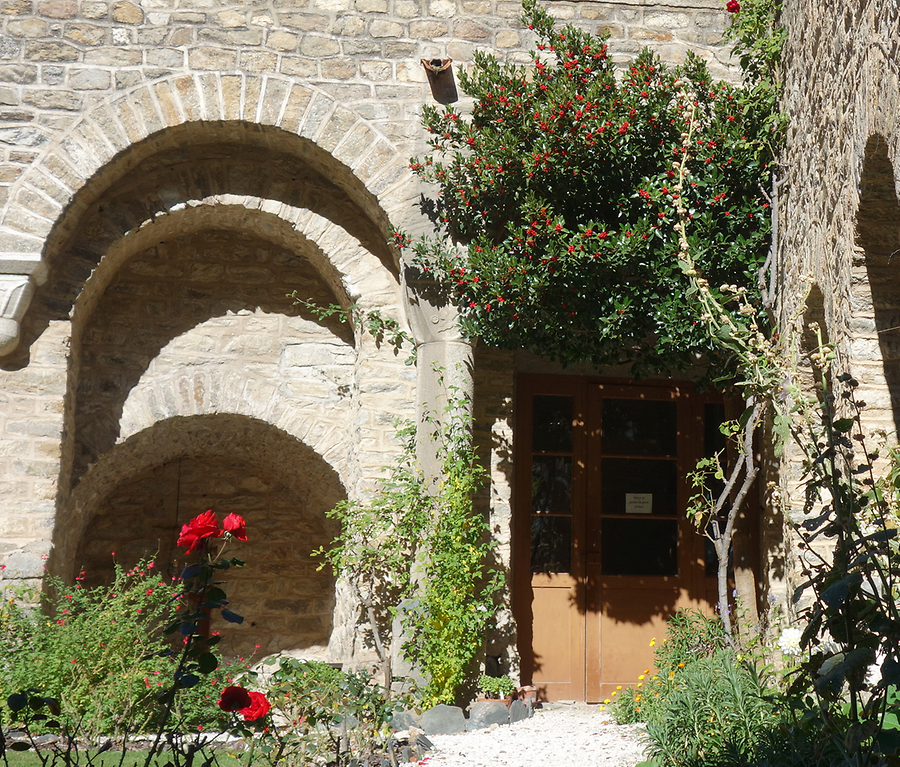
[[52, 413, 350, 583], [70, 200, 399, 338], [118, 355, 356, 472], [50, 413, 350, 658], [1, 74, 422, 355]]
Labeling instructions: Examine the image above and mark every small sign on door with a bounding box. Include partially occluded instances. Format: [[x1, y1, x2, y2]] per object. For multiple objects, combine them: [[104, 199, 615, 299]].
[[625, 493, 652, 514]]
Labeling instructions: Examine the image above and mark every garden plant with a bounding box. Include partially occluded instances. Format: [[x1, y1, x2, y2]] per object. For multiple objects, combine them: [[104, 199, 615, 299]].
[[0, 511, 399, 767]]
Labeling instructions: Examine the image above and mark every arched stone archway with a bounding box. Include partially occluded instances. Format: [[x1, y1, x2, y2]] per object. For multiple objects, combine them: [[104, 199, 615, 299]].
[[57, 414, 346, 659], [0, 75, 425, 357]]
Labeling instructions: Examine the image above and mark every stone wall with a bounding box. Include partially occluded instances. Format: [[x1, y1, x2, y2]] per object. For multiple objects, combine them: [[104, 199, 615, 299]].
[[0, 0, 739, 670], [776, 0, 900, 614]]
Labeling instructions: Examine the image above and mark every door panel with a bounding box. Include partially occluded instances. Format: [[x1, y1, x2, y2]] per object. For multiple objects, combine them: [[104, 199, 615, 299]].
[[516, 376, 724, 702]]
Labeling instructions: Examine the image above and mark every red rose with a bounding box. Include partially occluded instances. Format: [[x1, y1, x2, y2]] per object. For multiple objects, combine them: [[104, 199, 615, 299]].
[[240, 691, 271, 722], [726, 0, 740, 11], [217, 686, 252, 712], [177, 510, 221, 554], [222, 513, 247, 541]]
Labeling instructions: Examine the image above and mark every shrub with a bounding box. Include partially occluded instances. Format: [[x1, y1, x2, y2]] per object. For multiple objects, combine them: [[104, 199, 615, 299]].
[[477, 674, 515, 699], [0, 560, 185, 736], [643, 649, 787, 767]]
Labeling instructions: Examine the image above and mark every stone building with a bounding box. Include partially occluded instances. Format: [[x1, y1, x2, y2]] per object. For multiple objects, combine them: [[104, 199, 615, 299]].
[[0, 0, 798, 704]]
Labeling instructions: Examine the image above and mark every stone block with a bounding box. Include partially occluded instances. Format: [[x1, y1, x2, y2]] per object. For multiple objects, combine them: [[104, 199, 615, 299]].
[[0, 0, 30, 14], [410, 20, 448, 38], [300, 35, 339, 57], [312, 0, 350, 10], [7, 18, 46, 37], [495, 29, 521, 48], [370, 19, 403, 38], [280, 56, 317, 78], [0, 125, 47, 146], [189, 46, 236, 70], [38, 0, 75, 17], [65, 23, 107, 46], [111, 0, 142, 24], [333, 15, 364, 36], [1, 550, 45, 578], [146, 48, 183, 68], [386, 41, 420, 59], [68, 67, 111, 90], [420, 704, 466, 735], [466, 700, 509, 730], [200, 27, 262, 46], [0, 63, 35, 82], [267, 30, 298, 51], [82, 2, 107, 19], [241, 51, 277, 73], [321, 58, 356, 79], [508, 698, 532, 723], [455, 19, 490, 40], [84, 47, 141, 65]]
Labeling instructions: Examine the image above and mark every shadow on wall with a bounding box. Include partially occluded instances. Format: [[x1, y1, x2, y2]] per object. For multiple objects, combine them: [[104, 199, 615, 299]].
[[859, 135, 900, 434]]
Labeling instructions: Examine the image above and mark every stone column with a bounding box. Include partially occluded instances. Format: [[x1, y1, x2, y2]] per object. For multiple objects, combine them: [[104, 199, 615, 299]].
[[402, 271, 474, 479]]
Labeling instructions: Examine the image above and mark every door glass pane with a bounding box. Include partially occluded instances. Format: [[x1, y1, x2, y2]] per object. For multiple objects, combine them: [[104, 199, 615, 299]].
[[531, 515, 572, 573], [603, 399, 677, 456], [533, 395, 573, 452], [531, 455, 572, 515], [601, 518, 678, 576], [600, 458, 677, 517]]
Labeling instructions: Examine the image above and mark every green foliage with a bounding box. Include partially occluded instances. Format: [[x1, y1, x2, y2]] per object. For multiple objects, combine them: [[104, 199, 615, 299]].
[[0, 560, 184, 737], [262, 657, 397, 765], [403, 0, 780, 378], [781, 357, 900, 765], [612, 610, 728, 726], [291, 296, 416, 365], [318, 391, 503, 706], [477, 674, 515, 699], [643, 649, 786, 767], [612, 611, 795, 767]]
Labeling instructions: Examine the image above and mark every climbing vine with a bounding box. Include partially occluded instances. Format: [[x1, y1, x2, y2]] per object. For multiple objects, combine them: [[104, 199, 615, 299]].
[[316, 393, 502, 706]]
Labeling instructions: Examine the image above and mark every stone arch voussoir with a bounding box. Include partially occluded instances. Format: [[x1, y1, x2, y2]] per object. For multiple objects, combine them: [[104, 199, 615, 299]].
[[1, 73, 421, 356]]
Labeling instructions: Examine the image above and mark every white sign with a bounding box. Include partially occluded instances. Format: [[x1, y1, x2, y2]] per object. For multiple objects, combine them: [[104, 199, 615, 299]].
[[625, 493, 653, 514]]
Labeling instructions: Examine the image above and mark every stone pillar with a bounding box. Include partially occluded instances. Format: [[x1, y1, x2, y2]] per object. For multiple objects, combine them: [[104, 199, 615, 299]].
[[402, 272, 474, 479]]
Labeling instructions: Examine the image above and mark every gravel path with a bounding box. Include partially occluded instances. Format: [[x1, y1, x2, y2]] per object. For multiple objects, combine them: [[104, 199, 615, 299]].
[[416, 704, 649, 767]]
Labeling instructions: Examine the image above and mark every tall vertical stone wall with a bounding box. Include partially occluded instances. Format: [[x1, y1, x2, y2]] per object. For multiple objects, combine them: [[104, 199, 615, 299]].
[[777, 0, 900, 613], [0, 0, 737, 670]]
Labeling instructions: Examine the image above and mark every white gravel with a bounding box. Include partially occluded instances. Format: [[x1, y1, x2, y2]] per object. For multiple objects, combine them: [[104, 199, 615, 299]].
[[415, 704, 649, 767]]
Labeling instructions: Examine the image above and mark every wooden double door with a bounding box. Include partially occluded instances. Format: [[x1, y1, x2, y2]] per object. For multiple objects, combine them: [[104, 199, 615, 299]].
[[514, 376, 723, 702]]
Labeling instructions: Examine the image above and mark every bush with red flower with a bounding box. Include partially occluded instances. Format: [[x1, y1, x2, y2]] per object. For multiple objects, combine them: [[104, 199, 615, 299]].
[[403, 0, 784, 380]]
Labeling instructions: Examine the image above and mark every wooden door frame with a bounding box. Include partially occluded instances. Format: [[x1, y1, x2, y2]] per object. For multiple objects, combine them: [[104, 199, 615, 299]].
[[513, 374, 746, 701]]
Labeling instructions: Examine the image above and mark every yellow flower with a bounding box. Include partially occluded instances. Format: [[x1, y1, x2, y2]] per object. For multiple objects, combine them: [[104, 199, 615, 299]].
[[599, 705, 606, 710], [643, 669, 651, 674], [638, 674, 645, 680], [668, 671, 675, 679], [611, 690, 618, 696], [678, 662, 685, 668], [636, 683, 643, 688], [604, 698, 611, 704], [649, 637, 656, 647], [616, 685, 622, 690], [635, 706, 642, 712]]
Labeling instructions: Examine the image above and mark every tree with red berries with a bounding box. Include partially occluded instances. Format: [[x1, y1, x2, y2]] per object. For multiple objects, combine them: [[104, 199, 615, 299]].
[[404, 0, 782, 380]]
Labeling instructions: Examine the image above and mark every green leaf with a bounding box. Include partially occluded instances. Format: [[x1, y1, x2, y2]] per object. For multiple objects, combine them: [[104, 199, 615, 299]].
[[197, 652, 219, 674]]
